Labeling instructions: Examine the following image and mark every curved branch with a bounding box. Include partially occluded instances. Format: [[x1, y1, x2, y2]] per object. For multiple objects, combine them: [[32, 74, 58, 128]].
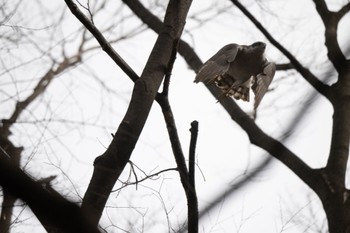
[[230, 0, 330, 99], [64, 0, 139, 82]]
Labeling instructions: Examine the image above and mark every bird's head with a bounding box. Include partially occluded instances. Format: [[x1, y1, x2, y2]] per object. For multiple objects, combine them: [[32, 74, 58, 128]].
[[251, 41, 266, 50]]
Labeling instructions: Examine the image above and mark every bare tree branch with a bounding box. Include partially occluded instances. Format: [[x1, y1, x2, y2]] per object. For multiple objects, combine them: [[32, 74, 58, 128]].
[[189, 120, 198, 190], [276, 63, 294, 71], [155, 38, 199, 233], [79, 0, 193, 226], [0, 149, 100, 233], [113, 167, 178, 192], [64, 0, 139, 82], [312, 0, 347, 73], [338, 2, 350, 18]]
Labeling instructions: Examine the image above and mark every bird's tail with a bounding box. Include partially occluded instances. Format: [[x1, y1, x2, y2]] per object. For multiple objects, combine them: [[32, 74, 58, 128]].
[[226, 86, 250, 102], [214, 76, 250, 102]]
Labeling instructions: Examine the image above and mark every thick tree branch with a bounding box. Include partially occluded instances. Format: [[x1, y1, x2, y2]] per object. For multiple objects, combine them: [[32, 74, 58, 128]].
[[79, 0, 193, 226], [311, 0, 350, 190], [64, 0, 139, 82], [0, 149, 100, 233], [230, 0, 331, 99]]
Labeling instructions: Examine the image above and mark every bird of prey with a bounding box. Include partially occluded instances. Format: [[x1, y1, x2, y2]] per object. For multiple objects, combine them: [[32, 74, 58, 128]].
[[194, 42, 276, 109]]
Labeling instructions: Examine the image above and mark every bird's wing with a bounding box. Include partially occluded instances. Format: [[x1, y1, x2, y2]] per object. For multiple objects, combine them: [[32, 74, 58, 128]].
[[252, 61, 276, 109], [194, 44, 240, 83]]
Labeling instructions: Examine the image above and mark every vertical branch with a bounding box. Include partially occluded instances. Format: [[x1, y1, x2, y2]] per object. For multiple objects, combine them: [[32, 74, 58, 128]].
[[188, 120, 199, 233], [156, 39, 198, 233], [312, 0, 350, 188], [188, 121, 198, 189], [156, 96, 199, 233], [312, 0, 347, 73]]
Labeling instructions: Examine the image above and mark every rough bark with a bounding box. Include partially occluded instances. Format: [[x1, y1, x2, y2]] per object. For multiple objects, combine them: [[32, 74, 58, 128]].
[[80, 0, 193, 226]]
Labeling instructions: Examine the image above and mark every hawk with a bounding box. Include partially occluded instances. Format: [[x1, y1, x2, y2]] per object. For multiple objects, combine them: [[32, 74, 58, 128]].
[[194, 42, 276, 109]]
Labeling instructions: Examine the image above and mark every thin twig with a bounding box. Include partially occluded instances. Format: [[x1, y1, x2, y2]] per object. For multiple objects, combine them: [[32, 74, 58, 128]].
[[112, 168, 178, 192]]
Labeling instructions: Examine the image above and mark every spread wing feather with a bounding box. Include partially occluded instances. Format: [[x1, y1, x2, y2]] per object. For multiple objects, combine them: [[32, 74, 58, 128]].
[[252, 62, 276, 109], [194, 44, 240, 83]]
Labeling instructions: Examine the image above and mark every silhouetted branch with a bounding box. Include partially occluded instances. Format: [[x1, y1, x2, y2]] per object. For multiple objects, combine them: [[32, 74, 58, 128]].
[[162, 38, 179, 96], [276, 63, 294, 71], [189, 120, 198, 189], [156, 40, 198, 233], [338, 2, 350, 18], [0, 149, 100, 233], [64, 0, 139, 82], [312, 0, 347, 73], [156, 93, 199, 233], [188, 121, 199, 233]]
